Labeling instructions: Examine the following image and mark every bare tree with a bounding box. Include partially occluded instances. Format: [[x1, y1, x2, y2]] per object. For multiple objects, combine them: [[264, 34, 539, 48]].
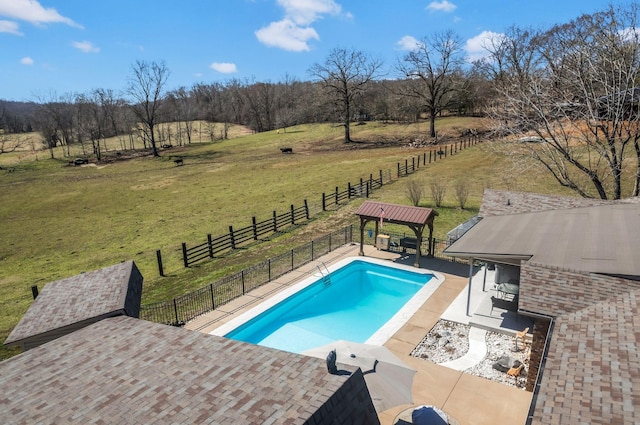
[[309, 48, 383, 143], [397, 30, 466, 137], [430, 181, 447, 207], [126, 60, 170, 157], [454, 181, 469, 209], [484, 5, 640, 199], [406, 179, 424, 206], [35, 92, 77, 157]]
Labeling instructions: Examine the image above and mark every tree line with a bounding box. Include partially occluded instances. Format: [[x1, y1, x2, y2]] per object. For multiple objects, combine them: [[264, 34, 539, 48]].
[[1, 3, 638, 200]]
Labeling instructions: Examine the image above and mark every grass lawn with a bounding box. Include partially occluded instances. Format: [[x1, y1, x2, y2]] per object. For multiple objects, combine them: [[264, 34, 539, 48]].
[[0, 117, 576, 360]]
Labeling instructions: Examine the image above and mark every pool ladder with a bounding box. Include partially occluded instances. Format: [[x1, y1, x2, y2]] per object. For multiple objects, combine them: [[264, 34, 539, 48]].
[[317, 262, 331, 286]]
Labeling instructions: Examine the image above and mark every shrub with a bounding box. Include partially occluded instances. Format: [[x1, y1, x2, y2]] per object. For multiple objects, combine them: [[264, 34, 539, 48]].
[[406, 179, 423, 206], [430, 181, 446, 207]]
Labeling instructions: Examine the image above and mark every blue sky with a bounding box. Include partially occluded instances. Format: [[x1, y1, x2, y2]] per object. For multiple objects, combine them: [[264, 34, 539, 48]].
[[0, 0, 624, 101]]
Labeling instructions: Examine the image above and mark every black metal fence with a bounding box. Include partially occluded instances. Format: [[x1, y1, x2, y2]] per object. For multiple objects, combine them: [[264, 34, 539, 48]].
[[140, 223, 466, 327], [141, 225, 354, 326]]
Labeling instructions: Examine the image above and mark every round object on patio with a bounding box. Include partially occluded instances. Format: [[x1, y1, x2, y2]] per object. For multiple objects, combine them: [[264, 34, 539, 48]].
[[394, 405, 460, 425]]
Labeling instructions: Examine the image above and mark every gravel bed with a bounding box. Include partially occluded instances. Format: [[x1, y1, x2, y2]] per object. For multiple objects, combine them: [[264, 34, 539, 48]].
[[410, 319, 530, 389]]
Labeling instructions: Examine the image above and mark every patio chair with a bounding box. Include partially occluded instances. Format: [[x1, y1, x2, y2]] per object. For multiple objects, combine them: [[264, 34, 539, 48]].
[[514, 327, 529, 351], [507, 363, 524, 386]]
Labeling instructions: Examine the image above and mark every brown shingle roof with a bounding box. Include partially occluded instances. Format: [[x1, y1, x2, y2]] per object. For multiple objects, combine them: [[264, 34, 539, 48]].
[[0, 316, 359, 424], [531, 289, 640, 425], [4, 261, 143, 346], [355, 201, 437, 226]]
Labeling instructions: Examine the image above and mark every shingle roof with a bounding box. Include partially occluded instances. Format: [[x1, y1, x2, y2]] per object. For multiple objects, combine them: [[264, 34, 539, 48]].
[[4, 261, 143, 346], [0, 316, 353, 424], [355, 201, 437, 226], [531, 289, 640, 425]]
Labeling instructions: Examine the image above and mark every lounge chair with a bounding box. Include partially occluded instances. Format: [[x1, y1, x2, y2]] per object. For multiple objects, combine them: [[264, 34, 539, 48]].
[[490, 295, 517, 314]]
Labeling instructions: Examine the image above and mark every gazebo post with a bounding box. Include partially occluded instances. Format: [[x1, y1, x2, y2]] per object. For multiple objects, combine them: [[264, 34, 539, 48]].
[[359, 218, 365, 256], [482, 262, 488, 291], [411, 226, 423, 268], [427, 222, 434, 257], [466, 257, 474, 316]]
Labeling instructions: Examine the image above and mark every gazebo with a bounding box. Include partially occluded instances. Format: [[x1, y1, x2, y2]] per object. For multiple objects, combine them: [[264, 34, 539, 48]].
[[355, 201, 438, 267]]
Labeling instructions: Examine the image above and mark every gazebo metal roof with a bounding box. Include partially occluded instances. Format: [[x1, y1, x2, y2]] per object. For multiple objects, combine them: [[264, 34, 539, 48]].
[[355, 201, 438, 267], [355, 201, 437, 227]]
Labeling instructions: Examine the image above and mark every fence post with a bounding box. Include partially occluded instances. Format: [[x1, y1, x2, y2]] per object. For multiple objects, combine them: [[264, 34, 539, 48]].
[[429, 150, 432, 163], [156, 249, 164, 277], [207, 234, 213, 258], [348, 182, 352, 199], [304, 199, 309, 219], [252, 217, 258, 241], [229, 226, 236, 250], [335, 187, 339, 205], [241, 270, 245, 294], [405, 159, 408, 175], [366, 180, 370, 198], [397, 162, 401, 178], [412, 157, 415, 172], [210, 283, 215, 310], [423, 152, 426, 164], [173, 298, 179, 325], [311, 240, 314, 260], [273, 210, 277, 232], [290, 204, 295, 224], [268, 259, 271, 281], [322, 193, 326, 211], [291, 249, 294, 270], [182, 242, 188, 268], [379, 169, 383, 185]]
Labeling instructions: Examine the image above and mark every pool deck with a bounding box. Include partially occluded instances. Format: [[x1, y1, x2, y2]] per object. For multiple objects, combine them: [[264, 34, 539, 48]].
[[184, 244, 533, 425]]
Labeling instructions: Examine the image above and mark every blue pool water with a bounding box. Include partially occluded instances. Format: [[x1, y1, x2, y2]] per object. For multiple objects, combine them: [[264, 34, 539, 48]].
[[223, 259, 435, 354]]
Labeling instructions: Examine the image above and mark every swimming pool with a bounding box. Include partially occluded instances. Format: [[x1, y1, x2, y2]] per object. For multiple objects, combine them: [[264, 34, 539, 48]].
[[211, 257, 444, 354]]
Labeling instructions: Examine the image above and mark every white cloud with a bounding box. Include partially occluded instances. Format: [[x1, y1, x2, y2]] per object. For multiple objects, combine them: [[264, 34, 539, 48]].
[[20, 56, 34, 65], [255, 19, 319, 52], [72, 40, 100, 53], [426, 1, 457, 13], [256, 0, 342, 51], [0, 0, 81, 27], [396, 35, 420, 51], [0, 19, 21, 35], [465, 30, 505, 62], [210, 62, 238, 74], [277, 0, 341, 25]]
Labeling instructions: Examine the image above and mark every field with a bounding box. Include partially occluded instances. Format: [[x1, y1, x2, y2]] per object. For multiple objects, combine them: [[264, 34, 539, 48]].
[[0, 117, 575, 359]]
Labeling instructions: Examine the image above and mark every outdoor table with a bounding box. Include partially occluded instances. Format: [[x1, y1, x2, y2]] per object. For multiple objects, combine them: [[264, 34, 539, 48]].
[[497, 282, 520, 299]]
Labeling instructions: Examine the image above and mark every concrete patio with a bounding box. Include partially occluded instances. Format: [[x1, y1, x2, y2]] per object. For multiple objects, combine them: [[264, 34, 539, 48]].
[[185, 243, 533, 425]]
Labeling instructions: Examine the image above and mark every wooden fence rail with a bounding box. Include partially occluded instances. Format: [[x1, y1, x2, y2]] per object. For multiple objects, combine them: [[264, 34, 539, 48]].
[[181, 201, 311, 268]]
